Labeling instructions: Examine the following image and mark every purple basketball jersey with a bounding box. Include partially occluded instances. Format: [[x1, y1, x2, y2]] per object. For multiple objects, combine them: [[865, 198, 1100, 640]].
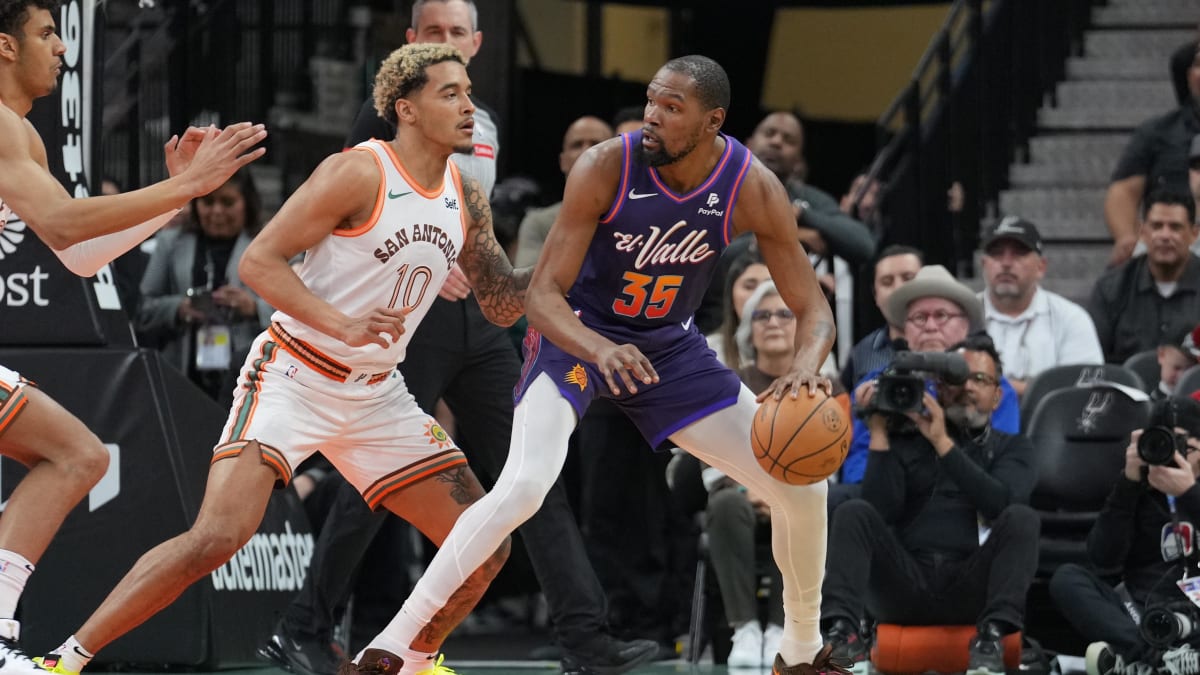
[[567, 130, 752, 347]]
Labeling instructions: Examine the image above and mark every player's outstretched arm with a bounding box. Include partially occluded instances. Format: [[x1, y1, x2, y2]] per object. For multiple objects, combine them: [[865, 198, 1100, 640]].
[[736, 160, 836, 400], [457, 174, 531, 327], [0, 112, 265, 250], [239, 150, 406, 350]]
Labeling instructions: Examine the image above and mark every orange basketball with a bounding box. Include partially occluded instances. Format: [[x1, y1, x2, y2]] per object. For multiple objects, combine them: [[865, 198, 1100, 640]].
[[752, 390, 850, 485]]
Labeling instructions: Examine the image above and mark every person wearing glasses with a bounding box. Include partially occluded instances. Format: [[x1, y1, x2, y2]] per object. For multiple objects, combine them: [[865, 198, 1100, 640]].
[[841, 265, 1021, 486], [977, 217, 1103, 398], [822, 333, 1038, 675]]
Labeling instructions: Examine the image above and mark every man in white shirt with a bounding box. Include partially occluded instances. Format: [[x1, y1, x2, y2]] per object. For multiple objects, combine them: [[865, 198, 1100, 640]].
[[979, 217, 1104, 397]]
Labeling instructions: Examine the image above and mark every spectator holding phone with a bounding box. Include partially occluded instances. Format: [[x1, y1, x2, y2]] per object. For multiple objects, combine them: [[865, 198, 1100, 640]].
[[136, 169, 273, 404]]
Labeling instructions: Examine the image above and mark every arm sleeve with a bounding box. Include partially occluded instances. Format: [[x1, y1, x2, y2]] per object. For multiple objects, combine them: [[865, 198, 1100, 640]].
[[52, 209, 180, 277]]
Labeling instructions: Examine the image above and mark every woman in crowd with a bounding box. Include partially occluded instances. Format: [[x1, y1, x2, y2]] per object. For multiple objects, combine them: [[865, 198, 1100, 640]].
[[136, 168, 272, 404]]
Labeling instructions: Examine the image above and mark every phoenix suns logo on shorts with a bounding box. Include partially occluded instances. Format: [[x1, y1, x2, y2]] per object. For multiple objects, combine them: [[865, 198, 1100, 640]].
[[565, 364, 588, 391], [423, 420, 452, 449]]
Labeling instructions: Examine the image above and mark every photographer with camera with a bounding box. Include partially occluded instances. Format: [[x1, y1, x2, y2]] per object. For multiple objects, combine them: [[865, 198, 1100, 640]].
[[820, 333, 1038, 675], [1049, 397, 1200, 675], [841, 265, 1021, 485]]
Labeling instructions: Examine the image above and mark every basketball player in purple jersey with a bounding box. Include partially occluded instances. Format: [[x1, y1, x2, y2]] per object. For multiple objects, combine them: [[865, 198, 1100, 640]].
[[373, 55, 846, 674]]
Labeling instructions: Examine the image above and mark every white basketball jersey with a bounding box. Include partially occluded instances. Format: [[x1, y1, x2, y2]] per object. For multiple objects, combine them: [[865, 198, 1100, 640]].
[[271, 140, 468, 373]]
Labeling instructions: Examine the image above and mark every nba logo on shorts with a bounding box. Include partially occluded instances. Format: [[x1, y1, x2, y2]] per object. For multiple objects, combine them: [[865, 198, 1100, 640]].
[[286, 365, 298, 379]]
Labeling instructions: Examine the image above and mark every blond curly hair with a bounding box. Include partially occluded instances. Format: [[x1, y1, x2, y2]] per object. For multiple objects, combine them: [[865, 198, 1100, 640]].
[[373, 43, 467, 126]]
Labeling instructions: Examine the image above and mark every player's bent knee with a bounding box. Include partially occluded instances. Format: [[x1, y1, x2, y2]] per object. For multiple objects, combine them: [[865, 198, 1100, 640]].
[[72, 439, 110, 483], [502, 477, 553, 524]]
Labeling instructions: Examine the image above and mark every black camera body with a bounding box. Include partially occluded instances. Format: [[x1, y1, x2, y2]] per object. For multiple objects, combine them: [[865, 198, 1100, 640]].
[[869, 351, 971, 415], [1141, 601, 1200, 648]]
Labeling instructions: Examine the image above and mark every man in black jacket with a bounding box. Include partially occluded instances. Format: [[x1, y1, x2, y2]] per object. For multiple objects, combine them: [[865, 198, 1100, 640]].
[[821, 335, 1039, 675], [1050, 397, 1200, 675]]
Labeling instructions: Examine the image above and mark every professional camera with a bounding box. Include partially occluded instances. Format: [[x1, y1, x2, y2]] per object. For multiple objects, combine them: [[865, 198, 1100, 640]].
[[1140, 602, 1200, 649], [871, 350, 969, 415], [1138, 426, 1190, 466], [1138, 397, 1195, 466]]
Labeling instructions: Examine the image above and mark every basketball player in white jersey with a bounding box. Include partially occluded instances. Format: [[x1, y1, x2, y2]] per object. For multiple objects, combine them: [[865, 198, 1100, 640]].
[[0, 3, 264, 672], [37, 43, 528, 675]]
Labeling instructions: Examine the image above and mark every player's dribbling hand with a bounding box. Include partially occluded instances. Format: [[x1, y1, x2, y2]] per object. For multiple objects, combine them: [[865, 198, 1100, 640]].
[[759, 370, 831, 402], [594, 343, 658, 395], [341, 307, 410, 349], [178, 122, 269, 198]]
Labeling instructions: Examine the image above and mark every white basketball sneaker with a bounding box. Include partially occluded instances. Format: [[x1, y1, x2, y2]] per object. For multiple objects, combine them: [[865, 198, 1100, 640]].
[[0, 619, 52, 675]]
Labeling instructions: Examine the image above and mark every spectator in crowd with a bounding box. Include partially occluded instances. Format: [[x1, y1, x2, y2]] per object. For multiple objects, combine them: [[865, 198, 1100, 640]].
[[841, 173, 884, 236], [741, 111, 875, 269], [706, 281, 794, 667], [1171, 32, 1199, 108], [711, 111, 873, 368], [707, 250, 770, 367], [612, 105, 643, 136], [1050, 397, 1200, 675], [840, 245, 923, 393], [824, 334, 1038, 675], [843, 265, 1020, 485], [135, 169, 272, 405], [1104, 45, 1200, 267], [978, 217, 1104, 397], [1089, 188, 1200, 365], [515, 116, 612, 267], [1153, 327, 1200, 400]]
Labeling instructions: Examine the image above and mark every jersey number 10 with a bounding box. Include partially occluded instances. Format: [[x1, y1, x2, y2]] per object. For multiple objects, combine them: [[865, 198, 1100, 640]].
[[612, 272, 683, 319], [388, 263, 434, 311]]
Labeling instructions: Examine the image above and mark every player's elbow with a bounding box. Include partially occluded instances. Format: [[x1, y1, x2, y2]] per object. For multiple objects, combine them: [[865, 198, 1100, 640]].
[[238, 247, 270, 294], [32, 216, 83, 251]]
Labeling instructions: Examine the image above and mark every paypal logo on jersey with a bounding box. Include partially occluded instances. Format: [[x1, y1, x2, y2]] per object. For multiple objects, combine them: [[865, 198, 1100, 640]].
[[697, 192, 724, 217]]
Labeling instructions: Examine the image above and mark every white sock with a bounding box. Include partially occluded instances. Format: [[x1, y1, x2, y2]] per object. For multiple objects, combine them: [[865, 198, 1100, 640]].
[[51, 636, 93, 673], [0, 550, 33, 619]]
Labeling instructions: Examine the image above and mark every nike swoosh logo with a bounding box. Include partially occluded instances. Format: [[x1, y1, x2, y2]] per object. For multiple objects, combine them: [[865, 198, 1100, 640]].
[[388, 190, 413, 199], [628, 189, 658, 200], [681, 316, 694, 331]]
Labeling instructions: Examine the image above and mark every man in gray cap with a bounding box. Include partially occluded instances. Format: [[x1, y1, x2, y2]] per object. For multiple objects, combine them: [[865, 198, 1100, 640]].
[[978, 217, 1103, 397]]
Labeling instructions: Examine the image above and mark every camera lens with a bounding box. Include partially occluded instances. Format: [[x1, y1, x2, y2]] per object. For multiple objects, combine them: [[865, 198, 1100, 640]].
[[1139, 427, 1180, 466]]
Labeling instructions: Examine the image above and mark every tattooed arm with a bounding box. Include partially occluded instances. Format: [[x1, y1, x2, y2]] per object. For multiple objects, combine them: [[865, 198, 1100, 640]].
[[457, 174, 532, 327]]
